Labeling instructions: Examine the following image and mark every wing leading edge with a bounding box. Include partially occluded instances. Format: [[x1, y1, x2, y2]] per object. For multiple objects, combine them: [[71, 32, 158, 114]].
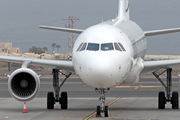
[[39, 25, 84, 34], [40, 26, 180, 36], [0, 55, 75, 73], [144, 28, 180, 37], [142, 59, 180, 74]]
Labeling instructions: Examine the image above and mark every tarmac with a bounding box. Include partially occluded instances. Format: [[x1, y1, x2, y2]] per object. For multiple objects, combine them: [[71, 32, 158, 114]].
[[0, 77, 180, 120]]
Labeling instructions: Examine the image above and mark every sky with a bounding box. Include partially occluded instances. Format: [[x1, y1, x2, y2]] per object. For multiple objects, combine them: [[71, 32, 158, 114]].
[[0, 0, 180, 54]]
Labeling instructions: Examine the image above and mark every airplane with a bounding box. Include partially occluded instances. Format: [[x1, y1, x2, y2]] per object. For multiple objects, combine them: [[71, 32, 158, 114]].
[[1, 0, 180, 117]]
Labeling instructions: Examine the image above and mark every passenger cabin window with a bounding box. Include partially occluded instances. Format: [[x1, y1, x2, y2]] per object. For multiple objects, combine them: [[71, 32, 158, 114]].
[[118, 43, 126, 51], [87, 43, 99, 51], [80, 43, 87, 51], [101, 43, 114, 51], [114, 43, 122, 51], [77, 43, 84, 51]]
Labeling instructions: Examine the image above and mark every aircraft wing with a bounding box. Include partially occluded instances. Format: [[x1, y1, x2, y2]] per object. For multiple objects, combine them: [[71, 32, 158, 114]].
[[144, 28, 180, 37], [0, 55, 75, 73], [142, 59, 180, 74], [39, 25, 84, 34]]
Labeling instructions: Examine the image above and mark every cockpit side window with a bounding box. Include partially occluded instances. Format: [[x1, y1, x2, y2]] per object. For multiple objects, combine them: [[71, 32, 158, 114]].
[[101, 43, 114, 51], [77, 43, 84, 51], [87, 43, 99, 51], [118, 43, 126, 51], [114, 43, 122, 51], [80, 43, 87, 51]]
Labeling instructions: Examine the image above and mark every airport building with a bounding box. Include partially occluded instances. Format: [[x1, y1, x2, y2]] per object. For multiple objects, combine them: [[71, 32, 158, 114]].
[[0, 42, 21, 54]]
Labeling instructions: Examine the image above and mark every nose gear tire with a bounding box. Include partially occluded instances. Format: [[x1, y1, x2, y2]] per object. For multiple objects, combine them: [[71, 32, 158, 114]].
[[104, 106, 108, 117], [96, 106, 101, 117]]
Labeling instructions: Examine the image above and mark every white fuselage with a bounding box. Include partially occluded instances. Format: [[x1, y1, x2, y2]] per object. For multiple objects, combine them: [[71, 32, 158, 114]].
[[72, 19, 147, 88]]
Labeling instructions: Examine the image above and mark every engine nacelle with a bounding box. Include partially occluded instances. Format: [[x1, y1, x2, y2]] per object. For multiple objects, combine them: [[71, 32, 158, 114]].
[[121, 57, 144, 85], [8, 68, 40, 102]]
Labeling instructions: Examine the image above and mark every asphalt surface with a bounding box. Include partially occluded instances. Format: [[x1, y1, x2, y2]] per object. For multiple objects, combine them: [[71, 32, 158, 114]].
[[0, 77, 180, 98], [0, 77, 180, 120]]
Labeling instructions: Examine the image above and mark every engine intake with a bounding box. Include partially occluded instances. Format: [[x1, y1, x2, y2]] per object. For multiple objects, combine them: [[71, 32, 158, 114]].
[[8, 68, 40, 101]]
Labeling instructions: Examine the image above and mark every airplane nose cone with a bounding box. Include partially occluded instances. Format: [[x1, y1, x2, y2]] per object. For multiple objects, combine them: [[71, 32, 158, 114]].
[[87, 58, 112, 76], [81, 56, 121, 88]]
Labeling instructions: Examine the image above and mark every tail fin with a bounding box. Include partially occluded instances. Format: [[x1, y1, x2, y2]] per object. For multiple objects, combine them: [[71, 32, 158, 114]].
[[118, 0, 129, 20]]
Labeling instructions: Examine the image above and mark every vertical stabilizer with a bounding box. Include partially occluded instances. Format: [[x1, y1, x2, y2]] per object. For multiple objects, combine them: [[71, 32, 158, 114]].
[[118, 0, 129, 20]]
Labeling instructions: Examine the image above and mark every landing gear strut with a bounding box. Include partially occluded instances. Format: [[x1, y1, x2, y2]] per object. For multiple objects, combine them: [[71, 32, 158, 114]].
[[95, 88, 110, 117], [47, 69, 71, 109], [153, 68, 179, 109]]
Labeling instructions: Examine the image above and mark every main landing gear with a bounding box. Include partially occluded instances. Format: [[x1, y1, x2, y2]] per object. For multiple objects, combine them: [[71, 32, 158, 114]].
[[47, 69, 72, 109], [153, 68, 179, 109], [95, 88, 110, 117]]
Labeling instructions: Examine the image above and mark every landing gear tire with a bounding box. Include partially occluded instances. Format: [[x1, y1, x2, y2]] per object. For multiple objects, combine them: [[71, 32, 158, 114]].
[[47, 92, 54, 109], [154, 69, 179, 110], [158, 91, 165, 109], [172, 92, 179, 109], [104, 106, 108, 117], [61, 92, 68, 109], [96, 106, 101, 117]]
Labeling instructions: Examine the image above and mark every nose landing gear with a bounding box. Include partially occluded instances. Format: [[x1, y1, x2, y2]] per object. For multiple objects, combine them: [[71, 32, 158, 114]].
[[95, 88, 110, 117]]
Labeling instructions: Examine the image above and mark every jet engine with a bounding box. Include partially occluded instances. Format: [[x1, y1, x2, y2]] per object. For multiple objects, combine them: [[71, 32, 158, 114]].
[[8, 68, 40, 102]]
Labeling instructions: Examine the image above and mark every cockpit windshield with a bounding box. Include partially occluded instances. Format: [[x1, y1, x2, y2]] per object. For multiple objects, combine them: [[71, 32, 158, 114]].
[[87, 43, 99, 51], [77, 42, 125, 52], [118, 42, 126, 51], [101, 43, 114, 51], [79, 43, 87, 51], [114, 43, 122, 51], [76, 43, 84, 51]]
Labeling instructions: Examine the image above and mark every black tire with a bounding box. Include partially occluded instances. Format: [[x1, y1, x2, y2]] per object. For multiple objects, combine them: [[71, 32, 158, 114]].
[[96, 106, 101, 116], [104, 106, 108, 117], [47, 92, 54, 109], [61, 92, 68, 109], [158, 91, 166, 109], [172, 92, 179, 109]]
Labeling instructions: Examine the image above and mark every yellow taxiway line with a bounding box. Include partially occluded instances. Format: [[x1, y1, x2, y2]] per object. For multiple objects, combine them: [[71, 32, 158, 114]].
[[83, 97, 121, 120], [115, 85, 162, 89]]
